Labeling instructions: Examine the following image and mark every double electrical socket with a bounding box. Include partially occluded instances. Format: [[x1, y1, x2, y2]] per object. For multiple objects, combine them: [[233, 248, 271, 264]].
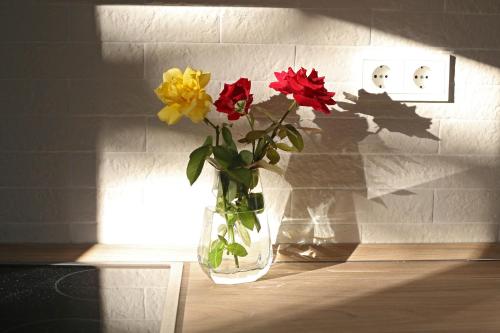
[[362, 55, 451, 102]]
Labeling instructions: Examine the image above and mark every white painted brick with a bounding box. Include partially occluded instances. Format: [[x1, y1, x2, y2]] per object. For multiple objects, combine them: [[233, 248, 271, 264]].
[[145, 43, 295, 81], [2, 1, 500, 246], [69, 80, 156, 115], [444, 14, 500, 48], [446, 0, 500, 14], [455, 51, 500, 85], [412, 85, 500, 120], [72, 43, 144, 79], [371, 12, 446, 47], [290, 189, 433, 223], [70, 153, 97, 187], [0, 43, 143, 79], [97, 117, 147, 152], [284, 154, 367, 189], [70, 223, 98, 243], [97, 153, 154, 188], [363, 155, 500, 190], [247, 80, 282, 105], [0, 223, 70, 243], [398, 0, 445, 11], [0, 4, 68, 42], [295, 46, 364, 83], [146, 117, 213, 153], [434, 190, 500, 223], [440, 120, 500, 155], [276, 223, 361, 243], [298, 117, 439, 154], [362, 223, 498, 243], [0, 44, 67, 79], [0, 189, 96, 223], [264, 188, 293, 242], [0, 80, 69, 116], [221, 8, 370, 45], [296, 0, 399, 9], [0, 153, 73, 187], [0, 152, 92, 188], [455, 85, 500, 120], [0, 116, 146, 152], [71, 5, 219, 42]]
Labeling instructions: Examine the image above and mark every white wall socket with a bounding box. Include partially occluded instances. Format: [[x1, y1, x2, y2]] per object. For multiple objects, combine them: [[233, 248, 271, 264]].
[[362, 55, 451, 102]]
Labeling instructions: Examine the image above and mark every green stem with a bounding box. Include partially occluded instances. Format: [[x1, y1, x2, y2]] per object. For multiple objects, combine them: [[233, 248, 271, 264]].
[[245, 115, 256, 160], [271, 100, 297, 139], [203, 117, 220, 146], [220, 181, 240, 268], [227, 222, 239, 268]]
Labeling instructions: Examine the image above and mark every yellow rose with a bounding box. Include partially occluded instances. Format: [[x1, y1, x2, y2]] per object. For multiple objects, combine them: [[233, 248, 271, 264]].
[[154, 67, 212, 125]]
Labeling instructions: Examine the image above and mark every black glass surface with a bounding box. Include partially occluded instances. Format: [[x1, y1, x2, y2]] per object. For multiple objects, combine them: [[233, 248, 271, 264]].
[[0, 265, 169, 333]]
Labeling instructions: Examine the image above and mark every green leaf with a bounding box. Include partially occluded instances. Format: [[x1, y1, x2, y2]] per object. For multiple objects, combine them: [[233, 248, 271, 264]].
[[227, 243, 248, 257], [213, 146, 237, 169], [254, 136, 272, 160], [217, 224, 227, 236], [239, 150, 254, 165], [211, 238, 226, 251], [285, 124, 304, 152], [278, 126, 287, 139], [249, 169, 259, 189], [276, 142, 297, 152], [226, 180, 237, 203], [218, 235, 228, 245], [208, 239, 226, 268], [224, 212, 237, 227], [186, 145, 211, 185], [266, 147, 280, 164], [203, 135, 213, 147], [245, 130, 267, 141], [208, 245, 224, 268], [255, 160, 285, 176], [254, 215, 261, 232], [239, 210, 257, 230], [221, 126, 237, 151], [226, 168, 252, 188], [248, 192, 264, 212], [236, 222, 251, 247]]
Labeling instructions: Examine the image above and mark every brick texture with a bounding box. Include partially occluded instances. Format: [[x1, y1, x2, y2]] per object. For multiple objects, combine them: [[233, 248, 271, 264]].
[[0, 2, 499, 244]]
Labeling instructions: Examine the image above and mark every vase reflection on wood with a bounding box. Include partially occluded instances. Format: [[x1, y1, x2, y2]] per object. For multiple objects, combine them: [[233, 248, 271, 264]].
[[197, 170, 272, 284]]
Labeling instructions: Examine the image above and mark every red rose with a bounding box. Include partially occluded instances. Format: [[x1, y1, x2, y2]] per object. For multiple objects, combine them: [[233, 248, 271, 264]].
[[214, 78, 254, 121], [269, 67, 336, 114]]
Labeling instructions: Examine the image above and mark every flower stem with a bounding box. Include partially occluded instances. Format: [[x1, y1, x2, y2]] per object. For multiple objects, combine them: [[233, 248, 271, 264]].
[[245, 115, 256, 160], [271, 100, 297, 139], [227, 223, 240, 268], [203, 117, 220, 146]]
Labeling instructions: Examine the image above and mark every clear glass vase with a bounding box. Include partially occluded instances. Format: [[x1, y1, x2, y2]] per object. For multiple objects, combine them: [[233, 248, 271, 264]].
[[197, 169, 273, 284]]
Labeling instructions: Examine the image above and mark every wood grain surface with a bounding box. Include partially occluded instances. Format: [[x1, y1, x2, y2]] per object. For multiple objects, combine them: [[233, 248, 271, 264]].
[[276, 243, 500, 262], [178, 260, 500, 333]]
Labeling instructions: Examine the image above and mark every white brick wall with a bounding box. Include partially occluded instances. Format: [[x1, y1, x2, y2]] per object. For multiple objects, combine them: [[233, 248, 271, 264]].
[[0, 0, 499, 245]]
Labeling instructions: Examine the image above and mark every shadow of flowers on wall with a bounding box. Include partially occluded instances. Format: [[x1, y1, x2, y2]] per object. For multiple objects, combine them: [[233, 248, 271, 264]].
[[252, 89, 439, 249]]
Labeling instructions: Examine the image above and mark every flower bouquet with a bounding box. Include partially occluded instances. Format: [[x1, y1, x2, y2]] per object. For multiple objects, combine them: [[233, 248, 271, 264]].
[[154, 67, 335, 284]]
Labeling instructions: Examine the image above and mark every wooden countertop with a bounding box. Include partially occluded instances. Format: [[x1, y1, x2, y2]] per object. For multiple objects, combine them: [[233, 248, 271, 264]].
[[2, 243, 500, 332], [176, 243, 500, 333], [177, 260, 500, 333]]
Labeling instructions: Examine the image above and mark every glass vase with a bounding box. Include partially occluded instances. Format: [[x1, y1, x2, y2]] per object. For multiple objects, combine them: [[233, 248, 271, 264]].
[[197, 169, 272, 284]]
